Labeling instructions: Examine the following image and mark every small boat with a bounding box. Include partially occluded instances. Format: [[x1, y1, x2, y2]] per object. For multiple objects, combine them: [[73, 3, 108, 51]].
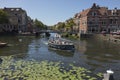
[[48, 38, 75, 52], [0, 42, 7, 47]]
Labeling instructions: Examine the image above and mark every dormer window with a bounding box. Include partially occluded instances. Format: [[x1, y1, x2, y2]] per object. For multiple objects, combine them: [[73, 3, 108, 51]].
[[11, 9, 14, 11], [16, 9, 20, 11], [112, 8, 117, 16], [92, 12, 97, 16]]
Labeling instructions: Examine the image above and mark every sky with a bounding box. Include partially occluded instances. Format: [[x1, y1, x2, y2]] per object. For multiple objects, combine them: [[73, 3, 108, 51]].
[[0, 0, 120, 26]]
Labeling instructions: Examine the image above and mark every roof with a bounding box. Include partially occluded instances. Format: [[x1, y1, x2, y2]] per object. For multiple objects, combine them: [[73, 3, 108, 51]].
[[3, 7, 25, 13], [98, 7, 108, 15], [75, 8, 90, 18], [79, 9, 90, 17], [74, 3, 120, 18]]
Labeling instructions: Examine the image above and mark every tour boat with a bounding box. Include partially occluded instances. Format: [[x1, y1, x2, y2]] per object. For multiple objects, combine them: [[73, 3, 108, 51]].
[[48, 38, 75, 52]]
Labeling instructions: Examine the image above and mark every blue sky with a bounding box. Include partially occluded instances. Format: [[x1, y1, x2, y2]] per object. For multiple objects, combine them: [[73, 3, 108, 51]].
[[0, 0, 120, 26]]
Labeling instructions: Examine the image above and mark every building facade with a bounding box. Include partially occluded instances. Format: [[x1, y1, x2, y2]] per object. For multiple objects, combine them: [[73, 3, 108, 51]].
[[0, 7, 33, 33], [74, 3, 120, 34]]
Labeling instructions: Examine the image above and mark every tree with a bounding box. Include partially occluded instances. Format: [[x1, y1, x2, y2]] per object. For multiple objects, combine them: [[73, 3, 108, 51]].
[[57, 22, 65, 30], [65, 18, 75, 28], [0, 9, 9, 24], [50, 18, 76, 32], [65, 18, 76, 31], [34, 19, 46, 30]]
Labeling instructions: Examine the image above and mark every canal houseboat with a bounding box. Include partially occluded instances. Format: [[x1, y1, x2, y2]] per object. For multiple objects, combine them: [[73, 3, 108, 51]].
[[48, 38, 75, 52]]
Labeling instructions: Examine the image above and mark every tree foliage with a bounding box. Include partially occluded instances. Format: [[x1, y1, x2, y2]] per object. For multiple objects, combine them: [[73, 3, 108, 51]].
[[0, 9, 9, 24], [65, 18, 76, 28], [57, 22, 65, 29], [53, 18, 76, 32], [34, 19, 46, 29]]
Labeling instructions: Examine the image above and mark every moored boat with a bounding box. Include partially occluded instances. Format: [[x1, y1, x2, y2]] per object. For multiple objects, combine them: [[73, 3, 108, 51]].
[[48, 38, 75, 52], [0, 42, 7, 47]]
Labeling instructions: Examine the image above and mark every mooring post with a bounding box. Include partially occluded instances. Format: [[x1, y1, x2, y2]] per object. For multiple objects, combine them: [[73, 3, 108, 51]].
[[103, 69, 114, 80]]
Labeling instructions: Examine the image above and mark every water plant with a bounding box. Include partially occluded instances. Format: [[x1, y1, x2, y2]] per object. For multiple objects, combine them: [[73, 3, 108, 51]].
[[0, 56, 102, 80]]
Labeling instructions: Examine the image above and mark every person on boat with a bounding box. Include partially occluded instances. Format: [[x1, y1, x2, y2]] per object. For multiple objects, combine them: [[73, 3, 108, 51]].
[[55, 34, 61, 39], [62, 41, 65, 45]]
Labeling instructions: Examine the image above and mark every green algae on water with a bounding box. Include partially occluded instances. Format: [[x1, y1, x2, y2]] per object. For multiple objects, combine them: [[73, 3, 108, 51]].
[[0, 56, 102, 80]]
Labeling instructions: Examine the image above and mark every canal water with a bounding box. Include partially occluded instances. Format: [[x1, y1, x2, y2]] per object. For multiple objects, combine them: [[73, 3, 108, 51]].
[[0, 34, 120, 80]]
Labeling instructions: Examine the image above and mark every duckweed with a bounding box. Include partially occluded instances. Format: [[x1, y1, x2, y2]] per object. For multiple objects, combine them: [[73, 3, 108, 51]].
[[0, 56, 102, 80]]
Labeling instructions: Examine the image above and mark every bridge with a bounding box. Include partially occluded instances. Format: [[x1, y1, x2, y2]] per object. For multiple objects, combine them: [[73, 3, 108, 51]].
[[36, 30, 60, 33], [35, 30, 80, 36], [35, 30, 60, 36]]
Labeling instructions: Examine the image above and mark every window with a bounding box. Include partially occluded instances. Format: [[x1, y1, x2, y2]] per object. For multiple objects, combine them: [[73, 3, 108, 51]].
[[110, 19, 113, 24], [92, 12, 97, 16], [89, 21, 93, 24], [18, 19, 21, 23], [16, 9, 20, 11], [116, 13, 119, 15], [11, 9, 14, 11], [15, 13, 17, 16], [104, 13, 107, 15], [101, 21, 106, 25], [112, 10, 117, 16]]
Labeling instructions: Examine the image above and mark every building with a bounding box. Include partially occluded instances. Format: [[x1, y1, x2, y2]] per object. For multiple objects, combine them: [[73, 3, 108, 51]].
[[74, 3, 120, 34], [0, 7, 32, 33], [27, 16, 34, 33]]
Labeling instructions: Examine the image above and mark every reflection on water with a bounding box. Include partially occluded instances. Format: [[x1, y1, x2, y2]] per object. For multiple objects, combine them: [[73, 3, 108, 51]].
[[84, 38, 120, 62], [48, 48, 74, 57], [0, 35, 120, 79], [75, 40, 87, 53], [78, 38, 120, 79], [0, 36, 33, 58]]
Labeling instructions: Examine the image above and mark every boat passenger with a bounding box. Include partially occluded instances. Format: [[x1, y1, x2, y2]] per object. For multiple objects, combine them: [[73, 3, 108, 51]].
[[62, 41, 65, 45]]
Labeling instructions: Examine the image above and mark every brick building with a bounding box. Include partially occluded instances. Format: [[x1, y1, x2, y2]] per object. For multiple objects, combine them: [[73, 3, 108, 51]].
[[74, 3, 120, 34]]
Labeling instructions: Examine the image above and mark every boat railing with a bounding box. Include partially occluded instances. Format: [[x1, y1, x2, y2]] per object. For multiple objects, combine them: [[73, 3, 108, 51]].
[[49, 38, 74, 45]]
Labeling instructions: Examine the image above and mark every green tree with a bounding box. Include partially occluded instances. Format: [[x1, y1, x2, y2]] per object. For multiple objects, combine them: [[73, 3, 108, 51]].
[[34, 19, 46, 30], [57, 22, 65, 30], [65, 18, 75, 28], [0, 9, 9, 24], [51, 18, 76, 32], [65, 18, 76, 31]]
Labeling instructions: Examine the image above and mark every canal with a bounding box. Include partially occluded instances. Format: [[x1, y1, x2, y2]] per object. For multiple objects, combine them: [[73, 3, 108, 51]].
[[0, 34, 120, 79]]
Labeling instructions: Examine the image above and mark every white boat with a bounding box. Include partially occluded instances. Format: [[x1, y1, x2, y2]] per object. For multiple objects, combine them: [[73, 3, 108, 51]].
[[48, 38, 75, 52], [0, 42, 7, 47]]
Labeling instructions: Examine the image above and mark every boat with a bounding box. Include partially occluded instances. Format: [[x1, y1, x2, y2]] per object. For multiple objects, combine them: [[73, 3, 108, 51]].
[[0, 42, 7, 47], [48, 38, 75, 52]]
